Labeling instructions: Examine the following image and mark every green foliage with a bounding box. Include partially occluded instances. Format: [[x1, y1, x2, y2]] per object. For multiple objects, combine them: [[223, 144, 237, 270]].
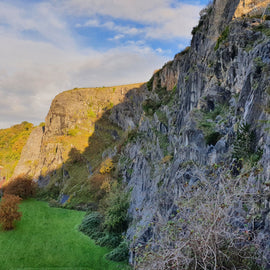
[[205, 131, 222, 146], [233, 123, 262, 162], [87, 108, 97, 118], [157, 132, 170, 155], [143, 85, 176, 115], [215, 26, 230, 51], [253, 23, 270, 37], [78, 187, 130, 262], [67, 128, 79, 136], [191, 12, 205, 35], [104, 190, 130, 233], [142, 98, 161, 115], [105, 241, 129, 262], [96, 233, 122, 248], [196, 104, 228, 145], [106, 102, 114, 110], [79, 212, 104, 238], [156, 110, 168, 125]]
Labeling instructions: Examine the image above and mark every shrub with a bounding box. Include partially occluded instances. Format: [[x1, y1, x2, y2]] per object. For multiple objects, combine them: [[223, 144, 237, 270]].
[[233, 123, 256, 160], [67, 128, 79, 136], [79, 212, 104, 238], [0, 193, 22, 230], [96, 233, 122, 248], [142, 98, 161, 115], [99, 158, 114, 174], [104, 191, 130, 233], [4, 175, 36, 199], [135, 172, 262, 269], [87, 108, 97, 118], [68, 147, 83, 163], [205, 131, 222, 146], [105, 241, 129, 262], [89, 174, 107, 201], [215, 26, 230, 51]]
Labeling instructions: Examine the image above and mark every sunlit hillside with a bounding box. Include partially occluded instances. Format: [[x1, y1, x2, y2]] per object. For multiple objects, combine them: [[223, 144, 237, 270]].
[[0, 122, 35, 180]]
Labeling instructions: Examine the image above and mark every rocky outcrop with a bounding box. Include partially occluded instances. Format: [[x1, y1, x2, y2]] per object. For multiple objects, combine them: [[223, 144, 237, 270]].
[[12, 126, 43, 178], [114, 0, 270, 268], [234, 0, 270, 18], [14, 83, 144, 181]]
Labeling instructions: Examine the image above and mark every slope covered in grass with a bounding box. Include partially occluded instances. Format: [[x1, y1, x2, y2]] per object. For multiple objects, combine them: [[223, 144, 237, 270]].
[[0, 121, 34, 179], [0, 199, 129, 270]]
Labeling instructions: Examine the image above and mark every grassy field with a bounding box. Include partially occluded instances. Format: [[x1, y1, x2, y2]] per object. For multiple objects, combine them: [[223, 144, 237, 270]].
[[0, 199, 130, 270]]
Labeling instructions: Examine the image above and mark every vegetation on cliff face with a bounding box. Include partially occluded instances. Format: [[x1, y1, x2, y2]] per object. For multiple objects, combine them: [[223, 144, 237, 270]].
[[0, 121, 34, 179]]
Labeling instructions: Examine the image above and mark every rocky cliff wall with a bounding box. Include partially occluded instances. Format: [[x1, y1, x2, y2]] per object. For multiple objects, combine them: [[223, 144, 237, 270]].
[[114, 0, 270, 268], [13, 83, 144, 181]]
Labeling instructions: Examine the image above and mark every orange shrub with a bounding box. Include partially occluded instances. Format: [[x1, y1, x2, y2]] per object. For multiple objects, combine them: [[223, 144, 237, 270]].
[[0, 193, 22, 230], [4, 174, 37, 199]]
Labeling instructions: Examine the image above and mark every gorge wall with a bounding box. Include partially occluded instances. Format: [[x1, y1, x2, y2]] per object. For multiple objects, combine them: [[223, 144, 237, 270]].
[[14, 0, 270, 268]]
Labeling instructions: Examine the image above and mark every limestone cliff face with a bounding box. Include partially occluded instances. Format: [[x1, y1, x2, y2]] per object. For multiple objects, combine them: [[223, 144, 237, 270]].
[[234, 0, 270, 17], [44, 84, 143, 137], [114, 0, 270, 267], [14, 83, 144, 181]]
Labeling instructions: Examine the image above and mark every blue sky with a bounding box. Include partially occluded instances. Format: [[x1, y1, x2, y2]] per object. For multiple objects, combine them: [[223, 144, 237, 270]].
[[0, 0, 209, 128]]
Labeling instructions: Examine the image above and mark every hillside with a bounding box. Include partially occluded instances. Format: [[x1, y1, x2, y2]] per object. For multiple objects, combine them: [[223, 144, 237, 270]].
[[12, 0, 270, 268], [0, 121, 34, 180], [13, 83, 146, 207]]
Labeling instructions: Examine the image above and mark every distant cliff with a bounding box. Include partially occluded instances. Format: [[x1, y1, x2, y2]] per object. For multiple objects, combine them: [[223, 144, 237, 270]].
[[13, 83, 147, 206], [13, 0, 270, 268]]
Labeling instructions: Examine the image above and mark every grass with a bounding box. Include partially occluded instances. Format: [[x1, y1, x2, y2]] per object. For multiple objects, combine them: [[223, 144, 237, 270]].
[[0, 199, 130, 270]]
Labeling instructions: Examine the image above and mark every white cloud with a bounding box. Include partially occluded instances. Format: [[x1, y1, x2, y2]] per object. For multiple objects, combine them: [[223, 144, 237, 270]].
[[108, 34, 125, 41], [57, 0, 203, 39], [0, 1, 168, 128], [77, 19, 143, 38], [0, 0, 204, 128]]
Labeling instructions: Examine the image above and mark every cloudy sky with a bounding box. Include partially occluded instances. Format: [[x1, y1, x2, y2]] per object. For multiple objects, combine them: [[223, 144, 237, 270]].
[[0, 0, 209, 128]]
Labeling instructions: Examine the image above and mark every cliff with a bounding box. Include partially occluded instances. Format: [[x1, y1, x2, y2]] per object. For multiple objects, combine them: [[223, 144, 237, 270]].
[[116, 0, 270, 268], [13, 0, 270, 268], [13, 83, 146, 204]]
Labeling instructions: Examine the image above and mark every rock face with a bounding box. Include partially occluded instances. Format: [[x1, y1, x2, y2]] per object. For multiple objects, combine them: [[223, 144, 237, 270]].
[[14, 83, 144, 181], [234, 0, 270, 17], [13, 126, 43, 178], [113, 0, 270, 268]]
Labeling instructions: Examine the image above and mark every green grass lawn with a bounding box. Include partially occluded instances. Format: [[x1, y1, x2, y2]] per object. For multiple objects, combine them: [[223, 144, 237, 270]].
[[0, 199, 130, 270]]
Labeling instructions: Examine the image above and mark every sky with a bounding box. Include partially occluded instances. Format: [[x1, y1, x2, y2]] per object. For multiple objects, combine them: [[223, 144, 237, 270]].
[[0, 0, 209, 129]]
